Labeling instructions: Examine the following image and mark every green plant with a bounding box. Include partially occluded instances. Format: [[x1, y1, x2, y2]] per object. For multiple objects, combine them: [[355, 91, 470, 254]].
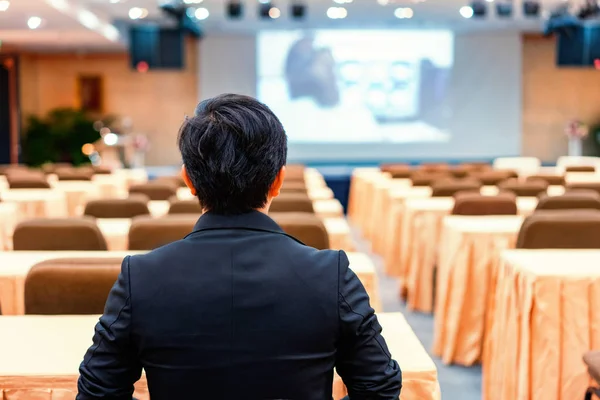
[[21, 108, 108, 166]]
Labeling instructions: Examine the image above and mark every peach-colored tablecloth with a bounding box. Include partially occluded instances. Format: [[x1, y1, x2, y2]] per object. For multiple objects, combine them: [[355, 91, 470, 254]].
[[0, 251, 138, 315], [0, 251, 372, 315], [50, 181, 101, 217], [96, 216, 355, 252], [433, 215, 523, 366], [0, 189, 68, 219], [333, 312, 440, 400], [0, 203, 18, 251], [397, 196, 536, 313], [0, 315, 149, 399], [0, 313, 435, 400], [483, 249, 600, 400]]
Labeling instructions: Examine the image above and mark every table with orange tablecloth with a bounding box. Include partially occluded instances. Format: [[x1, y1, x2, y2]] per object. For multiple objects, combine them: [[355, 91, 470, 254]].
[[0, 251, 138, 315], [483, 250, 600, 400], [433, 215, 523, 366], [0, 203, 18, 251], [397, 196, 537, 313], [51, 181, 101, 216], [0, 315, 149, 399], [96, 216, 355, 252], [333, 312, 440, 400]]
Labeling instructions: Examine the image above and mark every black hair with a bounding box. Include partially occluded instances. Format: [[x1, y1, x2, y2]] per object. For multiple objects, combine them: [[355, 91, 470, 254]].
[[178, 94, 287, 215]]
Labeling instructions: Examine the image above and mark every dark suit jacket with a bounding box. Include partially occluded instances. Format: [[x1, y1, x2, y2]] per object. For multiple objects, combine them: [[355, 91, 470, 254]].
[[77, 211, 402, 400]]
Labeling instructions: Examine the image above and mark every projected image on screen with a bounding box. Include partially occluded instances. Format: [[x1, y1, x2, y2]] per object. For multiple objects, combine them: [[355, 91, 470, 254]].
[[257, 30, 454, 143]]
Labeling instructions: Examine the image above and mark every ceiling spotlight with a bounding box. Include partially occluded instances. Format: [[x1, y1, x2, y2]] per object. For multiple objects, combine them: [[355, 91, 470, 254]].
[[195, 7, 209, 19], [327, 6, 347, 19], [377, 0, 389, 5], [459, 5, 474, 18], [128, 7, 143, 19], [183, 0, 203, 3], [109, 0, 120, 3], [27, 16, 42, 29], [394, 7, 413, 18], [0, 0, 9, 11], [268, 6, 280, 18]]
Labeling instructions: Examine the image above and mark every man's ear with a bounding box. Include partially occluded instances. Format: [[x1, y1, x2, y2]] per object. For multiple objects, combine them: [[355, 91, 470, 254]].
[[181, 165, 197, 196], [269, 166, 286, 198]]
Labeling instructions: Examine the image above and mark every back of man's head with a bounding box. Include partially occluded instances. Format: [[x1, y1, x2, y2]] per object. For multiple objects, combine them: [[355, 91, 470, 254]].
[[178, 94, 288, 215]]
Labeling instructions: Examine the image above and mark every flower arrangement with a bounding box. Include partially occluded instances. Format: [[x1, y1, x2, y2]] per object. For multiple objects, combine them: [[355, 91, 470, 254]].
[[565, 119, 589, 140], [132, 134, 150, 152]]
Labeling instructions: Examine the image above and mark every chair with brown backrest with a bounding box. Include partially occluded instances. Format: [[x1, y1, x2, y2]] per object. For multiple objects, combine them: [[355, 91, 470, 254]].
[[129, 182, 178, 201], [156, 175, 187, 188], [566, 165, 596, 173], [285, 164, 306, 182], [24, 258, 122, 315], [128, 215, 197, 250], [526, 174, 566, 186], [84, 198, 150, 218], [42, 163, 72, 175], [409, 171, 451, 187], [431, 178, 482, 197], [7, 175, 51, 189], [54, 167, 94, 181], [583, 351, 600, 400], [472, 170, 518, 185], [381, 164, 412, 179], [418, 162, 450, 173], [497, 178, 549, 197], [270, 192, 314, 213], [536, 191, 600, 211], [270, 212, 329, 250], [168, 198, 203, 214], [93, 165, 113, 175], [13, 218, 108, 251], [516, 210, 600, 248], [451, 192, 518, 215], [567, 182, 600, 196], [281, 180, 308, 193]]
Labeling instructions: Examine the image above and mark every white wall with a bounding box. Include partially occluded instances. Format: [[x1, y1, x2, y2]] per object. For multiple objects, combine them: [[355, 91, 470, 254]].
[[199, 31, 522, 162]]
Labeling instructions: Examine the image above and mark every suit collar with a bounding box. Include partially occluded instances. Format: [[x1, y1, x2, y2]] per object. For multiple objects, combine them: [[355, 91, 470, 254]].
[[190, 210, 284, 234]]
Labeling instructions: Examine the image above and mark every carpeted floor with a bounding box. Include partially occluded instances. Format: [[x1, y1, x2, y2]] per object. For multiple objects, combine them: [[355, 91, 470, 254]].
[[353, 232, 482, 400]]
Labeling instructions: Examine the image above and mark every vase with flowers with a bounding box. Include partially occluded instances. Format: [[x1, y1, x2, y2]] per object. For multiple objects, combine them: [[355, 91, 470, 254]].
[[565, 119, 589, 157]]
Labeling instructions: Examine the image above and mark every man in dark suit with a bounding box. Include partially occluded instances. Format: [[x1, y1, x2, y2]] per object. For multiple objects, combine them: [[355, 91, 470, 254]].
[[77, 94, 402, 400]]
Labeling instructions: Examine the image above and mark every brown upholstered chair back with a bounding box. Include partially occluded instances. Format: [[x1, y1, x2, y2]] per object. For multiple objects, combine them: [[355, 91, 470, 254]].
[[381, 164, 412, 178], [156, 175, 187, 188], [536, 191, 600, 211], [418, 163, 450, 172], [565, 165, 596, 173], [42, 163, 72, 175], [472, 170, 518, 185], [55, 167, 94, 181], [128, 215, 197, 250], [129, 182, 177, 201], [285, 164, 306, 182], [13, 218, 108, 251], [525, 174, 565, 186], [460, 162, 491, 171], [270, 193, 314, 213], [281, 180, 308, 193], [84, 198, 150, 218], [270, 212, 329, 250], [431, 179, 482, 197], [583, 351, 600, 386], [497, 178, 549, 197], [7, 176, 51, 189], [168, 199, 203, 215], [451, 192, 518, 216], [24, 258, 121, 315], [409, 171, 451, 187], [93, 166, 112, 175], [566, 182, 600, 196], [516, 210, 600, 249]]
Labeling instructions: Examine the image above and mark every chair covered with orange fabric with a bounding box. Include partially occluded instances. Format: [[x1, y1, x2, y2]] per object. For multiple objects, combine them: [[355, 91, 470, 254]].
[[270, 193, 314, 213], [156, 175, 187, 188], [129, 182, 178, 201], [498, 178, 549, 197], [472, 170, 518, 185], [566, 165, 596, 173], [536, 191, 600, 211], [418, 162, 450, 172], [409, 171, 451, 187], [451, 192, 518, 216], [54, 167, 94, 181], [431, 179, 482, 197], [84, 198, 150, 218], [516, 210, 600, 249], [168, 199, 203, 214], [285, 164, 306, 182], [13, 218, 108, 251], [7, 175, 51, 189], [24, 258, 122, 315], [567, 182, 600, 196], [526, 174, 565, 186], [381, 164, 412, 178], [128, 215, 197, 250], [281, 180, 307, 193], [270, 212, 330, 250]]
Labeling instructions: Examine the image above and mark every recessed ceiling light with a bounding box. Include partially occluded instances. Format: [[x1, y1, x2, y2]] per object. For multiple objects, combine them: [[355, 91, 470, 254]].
[[459, 5, 474, 18], [109, 0, 120, 3], [268, 6, 280, 18], [394, 7, 413, 18], [184, 0, 203, 3], [195, 7, 209, 19], [27, 16, 42, 29], [128, 7, 148, 19], [326, 6, 347, 18], [0, 0, 10, 12]]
